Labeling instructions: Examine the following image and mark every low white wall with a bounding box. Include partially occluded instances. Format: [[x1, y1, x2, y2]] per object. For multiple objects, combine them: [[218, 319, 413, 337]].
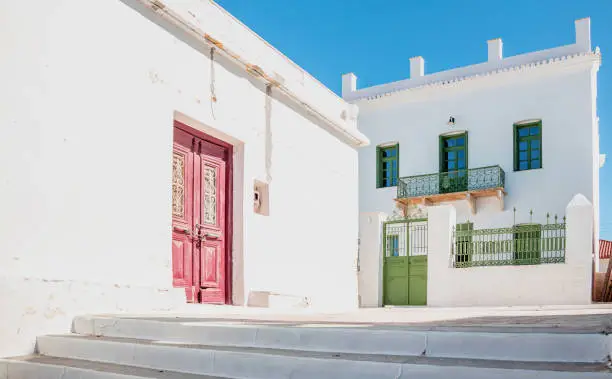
[[358, 212, 386, 307], [0, 275, 185, 357], [428, 195, 593, 307]]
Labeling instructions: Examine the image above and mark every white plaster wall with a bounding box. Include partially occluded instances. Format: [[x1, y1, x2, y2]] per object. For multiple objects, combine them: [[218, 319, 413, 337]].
[[358, 212, 386, 307], [0, 0, 360, 356], [427, 196, 593, 307], [357, 62, 598, 229]]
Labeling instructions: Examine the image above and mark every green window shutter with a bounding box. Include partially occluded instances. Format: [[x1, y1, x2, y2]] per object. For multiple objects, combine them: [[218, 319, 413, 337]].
[[376, 144, 399, 188], [439, 135, 444, 173], [464, 131, 469, 170], [396, 144, 400, 187], [513, 125, 518, 171], [376, 146, 382, 188]]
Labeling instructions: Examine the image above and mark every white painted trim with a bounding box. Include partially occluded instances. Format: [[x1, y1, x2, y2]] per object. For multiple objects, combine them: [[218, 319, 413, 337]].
[[440, 129, 468, 137], [349, 51, 601, 102], [514, 119, 542, 126], [377, 141, 400, 148]]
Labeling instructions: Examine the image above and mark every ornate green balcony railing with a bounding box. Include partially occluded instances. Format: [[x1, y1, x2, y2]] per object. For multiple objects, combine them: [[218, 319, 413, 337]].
[[397, 165, 505, 199], [453, 223, 566, 268]]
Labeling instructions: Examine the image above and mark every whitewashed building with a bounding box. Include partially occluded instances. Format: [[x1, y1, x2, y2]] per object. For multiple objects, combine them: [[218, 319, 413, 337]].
[[0, 0, 368, 357], [349, 19, 602, 307]]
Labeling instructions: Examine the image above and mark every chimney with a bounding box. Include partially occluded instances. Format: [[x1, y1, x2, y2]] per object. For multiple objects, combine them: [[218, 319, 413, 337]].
[[410, 56, 424, 79], [487, 38, 503, 62], [575, 18, 591, 52], [342, 73, 357, 98]]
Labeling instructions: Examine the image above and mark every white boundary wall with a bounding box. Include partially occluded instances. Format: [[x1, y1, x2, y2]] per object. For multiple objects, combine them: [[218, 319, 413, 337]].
[[358, 194, 593, 307], [427, 194, 593, 307], [358, 213, 386, 307]]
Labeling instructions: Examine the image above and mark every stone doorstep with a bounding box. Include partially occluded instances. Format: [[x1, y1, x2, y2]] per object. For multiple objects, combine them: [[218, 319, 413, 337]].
[[0, 356, 228, 379], [72, 315, 610, 363], [17, 334, 612, 379]]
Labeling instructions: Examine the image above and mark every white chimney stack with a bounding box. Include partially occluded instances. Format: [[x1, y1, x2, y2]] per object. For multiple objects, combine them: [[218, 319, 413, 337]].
[[410, 56, 424, 79], [575, 18, 591, 52], [487, 38, 503, 62], [342, 73, 357, 98]]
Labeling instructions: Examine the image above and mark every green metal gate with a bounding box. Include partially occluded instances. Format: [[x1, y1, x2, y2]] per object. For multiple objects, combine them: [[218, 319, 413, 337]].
[[383, 218, 428, 306]]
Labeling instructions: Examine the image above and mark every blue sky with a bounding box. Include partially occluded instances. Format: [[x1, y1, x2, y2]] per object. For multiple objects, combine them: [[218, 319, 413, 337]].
[[217, 0, 612, 238]]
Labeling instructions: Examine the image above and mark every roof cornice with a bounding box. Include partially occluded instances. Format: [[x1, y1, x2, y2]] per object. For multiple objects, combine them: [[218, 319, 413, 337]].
[[349, 49, 601, 103]]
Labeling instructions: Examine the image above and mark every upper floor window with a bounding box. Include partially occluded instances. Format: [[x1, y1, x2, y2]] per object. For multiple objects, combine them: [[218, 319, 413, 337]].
[[377, 144, 398, 188], [514, 121, 542, 171]]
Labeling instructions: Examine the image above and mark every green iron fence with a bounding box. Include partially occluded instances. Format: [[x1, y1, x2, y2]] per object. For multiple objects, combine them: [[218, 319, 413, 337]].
[[453, 222, 566, 268], [383, 219, 428, 257], [397, 165, 505, 198]]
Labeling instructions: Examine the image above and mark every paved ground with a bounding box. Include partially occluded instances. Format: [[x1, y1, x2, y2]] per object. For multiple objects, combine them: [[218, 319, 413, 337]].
[[104, 304, 612, 334]]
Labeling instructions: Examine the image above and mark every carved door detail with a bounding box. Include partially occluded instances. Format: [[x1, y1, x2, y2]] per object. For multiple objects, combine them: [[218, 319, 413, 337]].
[[172, 128, 196, 302], [172, 124, 229, 304], [195, 144, 227, 304]]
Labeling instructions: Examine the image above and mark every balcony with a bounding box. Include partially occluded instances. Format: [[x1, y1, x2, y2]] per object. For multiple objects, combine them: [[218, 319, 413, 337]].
[[396, 165, 506, 214]]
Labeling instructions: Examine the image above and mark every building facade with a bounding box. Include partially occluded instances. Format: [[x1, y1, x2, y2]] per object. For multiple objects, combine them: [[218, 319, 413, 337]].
[[0, 0, 368, 357], [349, 19, 602, 307]]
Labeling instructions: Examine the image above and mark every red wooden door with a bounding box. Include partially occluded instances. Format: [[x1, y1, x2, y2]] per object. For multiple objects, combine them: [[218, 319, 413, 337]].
[[172, 125, 229, 304], [194, 141, 227, 304], [172, 128, 196, 302]]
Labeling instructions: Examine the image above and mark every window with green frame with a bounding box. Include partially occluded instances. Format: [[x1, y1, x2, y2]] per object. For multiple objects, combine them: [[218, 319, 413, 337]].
[[377, 144, 399, 188], [514, 121, 542, 171]]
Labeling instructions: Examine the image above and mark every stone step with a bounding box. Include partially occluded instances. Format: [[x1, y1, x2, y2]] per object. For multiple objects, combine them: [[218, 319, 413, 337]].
[[36, 334, 612, 379], [74, 315, 610, 363], [0, 355, 229, 379]]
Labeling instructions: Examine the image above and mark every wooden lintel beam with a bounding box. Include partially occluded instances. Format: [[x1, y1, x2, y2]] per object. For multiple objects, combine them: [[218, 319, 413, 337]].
[[421, 197, 433, 206]]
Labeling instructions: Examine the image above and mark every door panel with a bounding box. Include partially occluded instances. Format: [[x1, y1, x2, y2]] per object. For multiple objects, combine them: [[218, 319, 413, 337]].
[[172, 130, 196, 302], [383, 256, 409, 305], [408, 256, 427, 306], [195, 152, 226, 304]]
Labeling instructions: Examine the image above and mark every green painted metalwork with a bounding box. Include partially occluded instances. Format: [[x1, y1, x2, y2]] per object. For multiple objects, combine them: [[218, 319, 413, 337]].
[[397, 165, 505, 199], [452, 222, 566, 268], [383, 218, 428, 306], [455, 222, 474, 265], [377, 144, 399, 188]]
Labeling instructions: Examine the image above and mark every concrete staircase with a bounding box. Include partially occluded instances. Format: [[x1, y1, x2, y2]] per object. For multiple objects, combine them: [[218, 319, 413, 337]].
[[1, 314, 611, 378]]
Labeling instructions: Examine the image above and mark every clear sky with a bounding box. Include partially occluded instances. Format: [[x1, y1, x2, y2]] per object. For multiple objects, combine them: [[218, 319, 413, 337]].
[[217, 0, 612, 238]]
